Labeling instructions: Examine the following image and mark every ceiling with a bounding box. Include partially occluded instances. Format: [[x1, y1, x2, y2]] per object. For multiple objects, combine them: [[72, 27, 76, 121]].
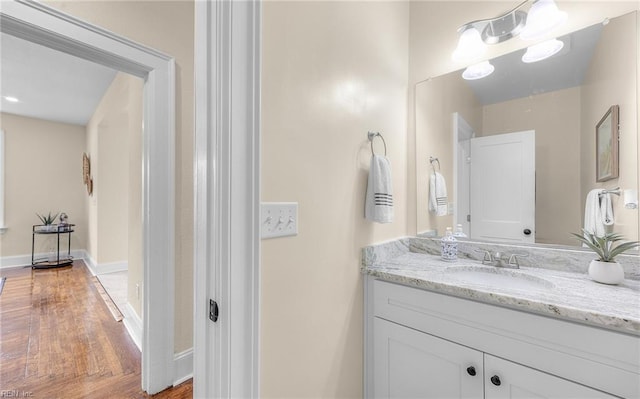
[[0, 32, 118, 126], [465, 23, 603, 105]]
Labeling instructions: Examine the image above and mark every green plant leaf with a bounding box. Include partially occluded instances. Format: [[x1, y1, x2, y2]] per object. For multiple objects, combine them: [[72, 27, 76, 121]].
[[572, 229, 640, 262], [609, 241, 640, 259]]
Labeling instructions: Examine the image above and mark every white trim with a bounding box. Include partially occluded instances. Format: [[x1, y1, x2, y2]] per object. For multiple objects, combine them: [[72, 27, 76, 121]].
[[85, 256, 128, 276], [83, 251, 99, 275], [122, 302, 143, 351], [0, 1, 176, 394], [173, 349, 194, 386], [0, 129, 5, 231], [193, 0, 261, 397], [0, 249, 86, 269]]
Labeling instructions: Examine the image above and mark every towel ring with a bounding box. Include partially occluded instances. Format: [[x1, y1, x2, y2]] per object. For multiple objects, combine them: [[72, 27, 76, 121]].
[[429, 156, 440, 171], [368, 131, 387, 156]]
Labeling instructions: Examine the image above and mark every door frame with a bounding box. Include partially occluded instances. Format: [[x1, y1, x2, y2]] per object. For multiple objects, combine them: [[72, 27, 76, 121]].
[[193, 0, 261, 397], [0, 1, 176, 394], [453, 112, 474, 236]]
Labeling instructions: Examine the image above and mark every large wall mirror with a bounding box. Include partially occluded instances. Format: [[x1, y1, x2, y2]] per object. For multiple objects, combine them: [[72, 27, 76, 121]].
[[416, 11, 638, 247]]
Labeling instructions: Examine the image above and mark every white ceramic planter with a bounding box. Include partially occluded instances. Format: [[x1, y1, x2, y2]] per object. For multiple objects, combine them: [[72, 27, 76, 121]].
[[588, 260, 625, 285]]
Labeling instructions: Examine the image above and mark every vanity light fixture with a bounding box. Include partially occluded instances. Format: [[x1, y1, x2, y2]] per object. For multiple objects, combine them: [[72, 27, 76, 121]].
[[452, 0, 567, 62], [462, 61, 495, 80], [522, 38, 564, 63]]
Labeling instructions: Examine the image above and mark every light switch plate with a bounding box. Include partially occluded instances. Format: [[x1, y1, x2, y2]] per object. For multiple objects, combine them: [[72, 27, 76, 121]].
[[261, 202, 298, 239]]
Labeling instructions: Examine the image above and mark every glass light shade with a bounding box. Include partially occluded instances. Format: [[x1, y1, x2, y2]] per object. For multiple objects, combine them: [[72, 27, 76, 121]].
[[462, 61, 495, 80], [452, 27, 486, 62], [522, 38, 564, 63], [520, 0, 568, 41]]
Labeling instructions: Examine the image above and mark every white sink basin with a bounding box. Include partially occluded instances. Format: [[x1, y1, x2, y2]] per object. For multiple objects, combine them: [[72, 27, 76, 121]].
[[445, 266, 554, 291]]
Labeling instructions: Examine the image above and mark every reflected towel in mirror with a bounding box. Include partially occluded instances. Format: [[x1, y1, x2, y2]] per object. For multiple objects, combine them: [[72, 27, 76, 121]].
[[600, 192, 615, 226], [429, 172, 448, 216], [584, 189, 615, 241]]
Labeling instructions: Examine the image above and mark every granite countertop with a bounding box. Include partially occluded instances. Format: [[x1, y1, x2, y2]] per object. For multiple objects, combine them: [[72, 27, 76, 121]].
[[363, 239, 640, 336]]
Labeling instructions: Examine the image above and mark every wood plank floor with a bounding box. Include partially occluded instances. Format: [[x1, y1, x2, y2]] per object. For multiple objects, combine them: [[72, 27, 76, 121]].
[[0, 261, 192, 398]]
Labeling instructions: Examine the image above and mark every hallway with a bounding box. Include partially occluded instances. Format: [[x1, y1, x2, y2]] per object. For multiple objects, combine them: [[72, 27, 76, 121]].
[[0, 261, 191, 398]]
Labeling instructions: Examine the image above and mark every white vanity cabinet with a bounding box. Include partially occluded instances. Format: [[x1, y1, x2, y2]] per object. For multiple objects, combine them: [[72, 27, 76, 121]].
[[374, 318, 615, 399], [374, 317, 483, 398], [483, 355, 616, 399], [365, 277, 640, 398]]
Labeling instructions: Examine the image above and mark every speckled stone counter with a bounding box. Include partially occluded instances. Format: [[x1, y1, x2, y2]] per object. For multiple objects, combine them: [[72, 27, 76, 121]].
[[362, 238, 640, 335]]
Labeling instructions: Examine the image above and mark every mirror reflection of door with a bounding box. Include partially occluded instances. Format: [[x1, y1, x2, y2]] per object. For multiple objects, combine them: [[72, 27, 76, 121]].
[[453, 113, 474, 237], [469, 130, 535, 243]]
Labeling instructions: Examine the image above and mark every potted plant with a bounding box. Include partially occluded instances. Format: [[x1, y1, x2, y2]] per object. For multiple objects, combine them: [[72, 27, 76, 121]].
[[571, 229, 640, 285], [36, 212, 59, 232]]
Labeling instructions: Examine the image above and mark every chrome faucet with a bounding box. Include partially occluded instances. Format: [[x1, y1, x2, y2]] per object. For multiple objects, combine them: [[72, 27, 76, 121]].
[[475, 249, 528, 269]]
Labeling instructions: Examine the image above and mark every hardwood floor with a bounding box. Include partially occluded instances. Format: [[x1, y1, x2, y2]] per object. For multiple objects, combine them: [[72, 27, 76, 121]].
[[0, 261, 192, 398]]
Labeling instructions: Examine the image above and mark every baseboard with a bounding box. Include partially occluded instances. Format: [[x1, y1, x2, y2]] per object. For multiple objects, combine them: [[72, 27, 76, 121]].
[[83, 251, 98, 275], [0, 249, 86, 269], [173, 348, 194, 386], [77, 252, 127, 276], [122, 302, 143, 351]]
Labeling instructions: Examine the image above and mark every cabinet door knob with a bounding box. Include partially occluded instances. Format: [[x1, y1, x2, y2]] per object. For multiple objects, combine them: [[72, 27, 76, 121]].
[[466, 366, 476, 376], [490, 375, 501, 386], [523, 228, 532, 235]]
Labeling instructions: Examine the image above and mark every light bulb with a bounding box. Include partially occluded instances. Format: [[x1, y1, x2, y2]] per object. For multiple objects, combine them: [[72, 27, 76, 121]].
[[462, 61, 495, 80], [520, 0, 568, 41], [452, 27, 486, 62], [522, 39, 564, 63]]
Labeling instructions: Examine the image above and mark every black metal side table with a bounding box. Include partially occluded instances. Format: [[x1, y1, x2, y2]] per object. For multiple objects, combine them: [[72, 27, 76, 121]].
[[31, 224, 75, 268]]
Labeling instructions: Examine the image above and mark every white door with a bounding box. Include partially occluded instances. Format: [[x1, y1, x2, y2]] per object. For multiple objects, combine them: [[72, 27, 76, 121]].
[[485, 355, 617, 399], [470, 131, 535, 243], [374, 318, 484, 399]]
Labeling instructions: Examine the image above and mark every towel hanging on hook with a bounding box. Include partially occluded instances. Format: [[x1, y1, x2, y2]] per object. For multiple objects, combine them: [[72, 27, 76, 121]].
[[428, 156, 447, 216], [368, 131, 387, 156]]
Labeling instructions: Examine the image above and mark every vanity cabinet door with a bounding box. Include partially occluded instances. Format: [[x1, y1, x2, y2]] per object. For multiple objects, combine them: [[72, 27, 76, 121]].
[[484, 355, 618, 399], [374, 317, 483, 399]]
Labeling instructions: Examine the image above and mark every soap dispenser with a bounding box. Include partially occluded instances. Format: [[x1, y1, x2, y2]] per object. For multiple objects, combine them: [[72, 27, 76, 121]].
[[441, 227, 458, 262], [453, 224, 467, 238]]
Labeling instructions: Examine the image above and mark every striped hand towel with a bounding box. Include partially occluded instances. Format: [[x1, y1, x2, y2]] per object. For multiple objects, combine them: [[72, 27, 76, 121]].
[[429, 171, 448, 216], [365, 154, 394, 223]]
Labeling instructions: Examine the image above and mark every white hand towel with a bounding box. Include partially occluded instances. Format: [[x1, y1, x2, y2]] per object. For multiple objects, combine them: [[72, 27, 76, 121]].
[[600, 192, 615, 226], [365, 154, 393, 223], [429, 172, 448, 217], [584, 189, 605, 239]]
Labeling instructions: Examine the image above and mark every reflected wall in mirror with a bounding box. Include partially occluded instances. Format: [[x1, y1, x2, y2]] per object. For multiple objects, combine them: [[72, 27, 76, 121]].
[[416, 11, 638, 247]]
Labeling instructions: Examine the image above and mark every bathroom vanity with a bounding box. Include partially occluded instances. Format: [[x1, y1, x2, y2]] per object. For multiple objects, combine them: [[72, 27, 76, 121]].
[[363, 238, 640, 398]]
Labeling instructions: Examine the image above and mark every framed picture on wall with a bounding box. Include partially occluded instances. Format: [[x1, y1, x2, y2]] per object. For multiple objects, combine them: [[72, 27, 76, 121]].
[[596, 105, 619, 182]]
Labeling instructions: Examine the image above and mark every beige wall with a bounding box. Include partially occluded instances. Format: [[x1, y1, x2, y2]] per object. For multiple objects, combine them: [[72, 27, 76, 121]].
[[415, 72, 482, 236], [261, 2, 409, 397], [86, 73, 130, 265], [45, 0, 194, 352], [482, 87, 583, 245], [408, 1, 640, 236], [580, 11, 639, 241], [0, 113, 87, 258], [85, 72, 144, 316]]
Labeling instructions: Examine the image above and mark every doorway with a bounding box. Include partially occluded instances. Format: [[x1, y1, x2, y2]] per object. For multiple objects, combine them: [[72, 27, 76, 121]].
[[0, 1, 176, 393]]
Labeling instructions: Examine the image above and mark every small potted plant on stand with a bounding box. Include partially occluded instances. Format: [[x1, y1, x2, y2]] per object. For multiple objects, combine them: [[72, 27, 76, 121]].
[[37, 212, 59, 232], [572, 229, 640, 285]]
